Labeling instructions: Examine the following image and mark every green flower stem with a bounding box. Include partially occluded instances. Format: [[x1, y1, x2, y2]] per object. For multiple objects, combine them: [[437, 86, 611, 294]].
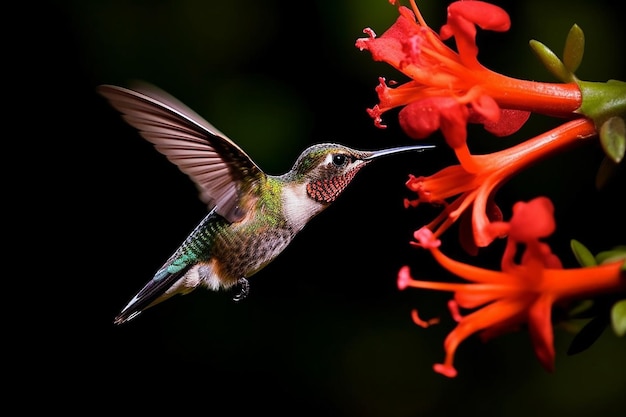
[[577, 79, 626, 126]]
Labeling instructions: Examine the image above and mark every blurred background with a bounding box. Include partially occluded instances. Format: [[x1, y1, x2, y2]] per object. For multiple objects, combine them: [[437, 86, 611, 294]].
[[9, 0, 624, 416]]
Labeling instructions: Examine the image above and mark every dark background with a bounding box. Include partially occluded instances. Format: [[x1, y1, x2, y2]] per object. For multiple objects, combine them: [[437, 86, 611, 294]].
[[8, 0, 624, 416]]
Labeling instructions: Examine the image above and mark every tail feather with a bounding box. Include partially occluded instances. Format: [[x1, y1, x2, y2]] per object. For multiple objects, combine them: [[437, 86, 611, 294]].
[[114, 209, 222, 324], [114, 267, 190, 324]]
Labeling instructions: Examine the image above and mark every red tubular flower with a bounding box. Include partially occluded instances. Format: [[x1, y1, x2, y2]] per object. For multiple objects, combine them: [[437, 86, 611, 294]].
[[439, 1, 512, 68], [356, 0, 581, 158], [404, 118, 597, 248], [399, 198, 626, 378]]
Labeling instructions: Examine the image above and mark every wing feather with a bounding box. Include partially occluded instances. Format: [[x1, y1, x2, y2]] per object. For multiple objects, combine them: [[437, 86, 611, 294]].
[[98, 83, 265, 222]]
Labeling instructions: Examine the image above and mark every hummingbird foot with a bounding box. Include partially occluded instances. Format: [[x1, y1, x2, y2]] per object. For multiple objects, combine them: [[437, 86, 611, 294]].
[[232, 277, 249, 302]]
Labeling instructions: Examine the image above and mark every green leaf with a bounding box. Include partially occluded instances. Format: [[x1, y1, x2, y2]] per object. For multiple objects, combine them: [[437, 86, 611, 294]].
[[599, 116, 626, 163], [567, 315, 609, 355], [596, 245, 626, 266], [611, 300, 626, 336], [568, 299, 595, 318], [594, 155, 620, 190], [529, 39, 572, 82], [570, 239, 597, 267], [563, 24, 584, 74]]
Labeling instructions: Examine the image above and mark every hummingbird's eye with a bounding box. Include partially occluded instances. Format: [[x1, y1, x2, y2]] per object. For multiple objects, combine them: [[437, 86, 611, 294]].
[[332, 154, 347, 166]]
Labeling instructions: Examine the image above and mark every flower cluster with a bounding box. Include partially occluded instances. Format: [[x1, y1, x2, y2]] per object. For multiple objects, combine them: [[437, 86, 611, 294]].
[[357, 0, 625, 377], [399, 199, 625, 378]]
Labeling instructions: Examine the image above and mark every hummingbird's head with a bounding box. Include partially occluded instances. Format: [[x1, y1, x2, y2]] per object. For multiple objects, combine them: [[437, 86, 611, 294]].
[[284, 142, 434, 205]]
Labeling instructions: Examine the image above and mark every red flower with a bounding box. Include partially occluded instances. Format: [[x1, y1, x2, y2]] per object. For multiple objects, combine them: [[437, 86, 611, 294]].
[[404, 118, 597, 248], [356, 0, 581, 156], [399, 197, 626, 378]]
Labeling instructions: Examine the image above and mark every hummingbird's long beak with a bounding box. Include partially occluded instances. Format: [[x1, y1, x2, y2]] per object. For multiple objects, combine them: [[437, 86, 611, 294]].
[[363, 144, 436, 161]]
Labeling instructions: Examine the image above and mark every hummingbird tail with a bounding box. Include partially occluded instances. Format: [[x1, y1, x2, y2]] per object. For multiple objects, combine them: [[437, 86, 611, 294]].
[[114, 267, 190, 325]]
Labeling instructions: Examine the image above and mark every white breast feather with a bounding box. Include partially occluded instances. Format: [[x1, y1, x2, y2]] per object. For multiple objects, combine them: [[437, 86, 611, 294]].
[[281, 183, 326, 232]]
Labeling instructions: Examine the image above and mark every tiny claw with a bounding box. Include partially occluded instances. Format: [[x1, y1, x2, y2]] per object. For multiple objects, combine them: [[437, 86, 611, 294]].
[[232, 277, 249, 302]]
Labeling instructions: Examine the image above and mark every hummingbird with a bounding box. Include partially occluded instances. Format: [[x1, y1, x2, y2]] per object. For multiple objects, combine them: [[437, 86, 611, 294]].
[[98, 83, 434, 324]]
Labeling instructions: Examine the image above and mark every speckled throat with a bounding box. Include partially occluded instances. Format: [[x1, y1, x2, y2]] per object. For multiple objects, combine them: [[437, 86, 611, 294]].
[[306, 164, 365, 203]]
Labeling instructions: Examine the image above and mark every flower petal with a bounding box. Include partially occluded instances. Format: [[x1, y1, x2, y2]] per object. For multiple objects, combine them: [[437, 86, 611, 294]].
[[433, 363, 458, 378], [398, 99, 442, 139], [508, 197, 556, 242], [482, 109, 531, 137], [458, 208, 479, 256], [356, 8, 418, 64], [528, 294, 556, 372], [399, 97, 470, 147], [470, 93, 501, 123], [440, 1, 511, 65]]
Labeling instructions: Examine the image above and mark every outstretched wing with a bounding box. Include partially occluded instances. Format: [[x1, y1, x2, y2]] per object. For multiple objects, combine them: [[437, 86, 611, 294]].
[[98, 83, 265, 222]]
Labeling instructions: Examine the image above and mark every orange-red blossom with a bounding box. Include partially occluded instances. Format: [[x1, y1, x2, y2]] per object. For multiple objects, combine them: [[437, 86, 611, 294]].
[[398, 197, 625, 378], [356, 0, 582, 160], [404, 118, 597, 250]]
